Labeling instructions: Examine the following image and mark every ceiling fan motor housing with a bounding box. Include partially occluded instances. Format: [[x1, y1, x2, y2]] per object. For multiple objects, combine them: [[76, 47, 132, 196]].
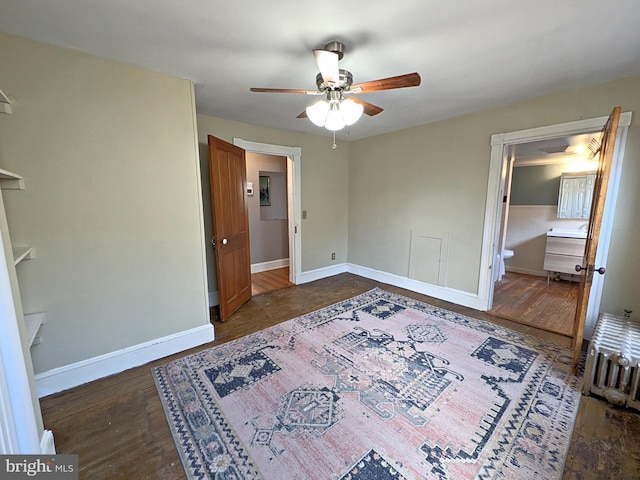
[[315, 69, 353, 92], [323, 41, 345, 60]]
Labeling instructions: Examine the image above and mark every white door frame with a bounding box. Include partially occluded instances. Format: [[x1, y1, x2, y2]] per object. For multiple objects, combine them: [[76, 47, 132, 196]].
[[233, 138, 301, 284], [479, 112, 632, 338]]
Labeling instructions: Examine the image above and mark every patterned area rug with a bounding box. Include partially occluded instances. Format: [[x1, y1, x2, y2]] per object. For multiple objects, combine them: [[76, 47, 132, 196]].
[[152, 288, 581, 479]]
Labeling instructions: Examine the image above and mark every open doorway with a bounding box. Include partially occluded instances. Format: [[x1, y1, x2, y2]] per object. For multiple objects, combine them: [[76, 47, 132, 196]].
[[233, 138, 302, 294], [490, 133, 599, 336], [482, 112, 631, 341], [246, 151, 293, 295]]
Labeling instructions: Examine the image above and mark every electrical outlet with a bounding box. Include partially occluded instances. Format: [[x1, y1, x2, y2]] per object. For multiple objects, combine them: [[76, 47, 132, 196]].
[[331, 252, 336, 260]]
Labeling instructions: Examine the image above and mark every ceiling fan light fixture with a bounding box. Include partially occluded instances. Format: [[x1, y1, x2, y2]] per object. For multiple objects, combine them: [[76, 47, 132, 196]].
[[340, 98, 364, 126], [251, 41, 421, 136], [306, 100, 330, 127], [324, 102, 346, 131]]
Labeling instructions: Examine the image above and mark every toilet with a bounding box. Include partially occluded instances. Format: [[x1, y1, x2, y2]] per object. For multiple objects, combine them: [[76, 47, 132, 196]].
[[498, 249, 514, 281]]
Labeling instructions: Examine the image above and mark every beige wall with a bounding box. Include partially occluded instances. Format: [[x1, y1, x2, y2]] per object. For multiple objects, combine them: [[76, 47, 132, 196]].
[[196, 115, 350, 295], [0, 33, 209, 373], [349, 75, 640, 318]]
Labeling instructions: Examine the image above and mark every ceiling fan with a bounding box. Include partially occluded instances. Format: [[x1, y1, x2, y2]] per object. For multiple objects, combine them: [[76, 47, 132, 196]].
[[250, 41, 421, 131]]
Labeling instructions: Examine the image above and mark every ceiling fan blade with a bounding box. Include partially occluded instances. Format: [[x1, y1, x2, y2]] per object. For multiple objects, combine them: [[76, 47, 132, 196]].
[[313, 49, 340, 87], [250, 87, 320, 94], [350, 72, 421, 93], [296, 110, 307, 119], [349, 97, 384, 116]]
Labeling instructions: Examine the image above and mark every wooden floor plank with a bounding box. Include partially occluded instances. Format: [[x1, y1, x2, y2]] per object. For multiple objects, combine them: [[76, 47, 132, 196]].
[[490, 272, 578, 336], [251, 266, 292, 295]]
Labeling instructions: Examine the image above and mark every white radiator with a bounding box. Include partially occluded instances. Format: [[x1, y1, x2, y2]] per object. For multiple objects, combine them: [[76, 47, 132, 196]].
[[583, 313, 640, 411]]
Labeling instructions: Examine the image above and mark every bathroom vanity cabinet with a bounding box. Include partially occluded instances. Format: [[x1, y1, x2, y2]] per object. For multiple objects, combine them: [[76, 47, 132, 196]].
[[543, 230, 587, 281]]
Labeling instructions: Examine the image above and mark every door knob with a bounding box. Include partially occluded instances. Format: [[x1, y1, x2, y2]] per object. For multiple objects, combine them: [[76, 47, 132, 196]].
[[222, 238, 228, 245], [575, 264, 605, 274]]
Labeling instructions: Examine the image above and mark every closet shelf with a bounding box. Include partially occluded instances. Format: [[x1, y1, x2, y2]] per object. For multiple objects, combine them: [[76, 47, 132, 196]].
[[13, 246, 34, 265], [24, 312, 46, 347], [0, 168, 25, 190], [0, 89, 11, 115]]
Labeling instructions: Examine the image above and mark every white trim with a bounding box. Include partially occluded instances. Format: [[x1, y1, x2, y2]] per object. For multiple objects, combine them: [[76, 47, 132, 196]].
[[348, 263, 487, 311], [482, 112, 632, 335], [0, 339, 20, 453], [490, 112, 632, 145], [290, 262, 487, 311], [189, 83, 212, 331], [0, 221, 41, 453], [296, 264, 348, 284], [34, 324, 215, 398], [233, 139, 302, 286], [506, 267, 547, 277], [208, 290, 219, 307], [251, 258, 289, 274]]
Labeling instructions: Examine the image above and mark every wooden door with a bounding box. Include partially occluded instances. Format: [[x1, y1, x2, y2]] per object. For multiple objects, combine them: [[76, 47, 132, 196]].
[[572, 107, 621, 373], [208, 135, 252, 321]]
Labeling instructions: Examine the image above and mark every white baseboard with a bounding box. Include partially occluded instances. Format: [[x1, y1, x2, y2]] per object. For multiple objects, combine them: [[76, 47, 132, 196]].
[[40, 429, 55, 454], [251, 258, 289, 274], [506, 267, 580, 284], [347, 263, 488, 311], [209, 291, 219, 307], [34, 324, 215, 398], [506, 266, 547, 277], [296, 263, 348, 284], [211, 260, 485, 317]]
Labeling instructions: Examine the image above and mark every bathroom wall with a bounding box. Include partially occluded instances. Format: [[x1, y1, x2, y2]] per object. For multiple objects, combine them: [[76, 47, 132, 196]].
[[505, 206, 586, 276], [505, 162, 587, 275]]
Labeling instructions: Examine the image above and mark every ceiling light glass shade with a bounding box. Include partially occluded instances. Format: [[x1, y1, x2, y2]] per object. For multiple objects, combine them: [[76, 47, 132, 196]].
[[324, 102, 346, 131], [340, 98, 364, 126], [313, 50, 340, 86], [306, 100, 330, 127], [306, 97, 362, 131]]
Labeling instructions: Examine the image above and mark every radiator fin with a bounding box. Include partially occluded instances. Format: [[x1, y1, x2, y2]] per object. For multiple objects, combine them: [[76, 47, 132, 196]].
[[583, 313, 640, 411]]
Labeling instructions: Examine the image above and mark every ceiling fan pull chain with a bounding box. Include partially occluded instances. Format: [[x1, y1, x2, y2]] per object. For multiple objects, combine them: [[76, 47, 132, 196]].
[[332, 130, 337, 149]]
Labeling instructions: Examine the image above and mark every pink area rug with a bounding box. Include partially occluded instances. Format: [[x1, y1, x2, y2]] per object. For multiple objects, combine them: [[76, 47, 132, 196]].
[[152, 288, 580, 479]]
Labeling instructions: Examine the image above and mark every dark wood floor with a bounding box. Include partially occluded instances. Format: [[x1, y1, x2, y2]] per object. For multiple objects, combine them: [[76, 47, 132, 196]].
[[490, 271, 578, 336], [39, 273, 640, 479]]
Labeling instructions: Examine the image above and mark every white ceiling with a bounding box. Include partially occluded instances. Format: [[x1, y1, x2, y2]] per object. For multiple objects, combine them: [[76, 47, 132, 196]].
[[1, 0, 639, 141]]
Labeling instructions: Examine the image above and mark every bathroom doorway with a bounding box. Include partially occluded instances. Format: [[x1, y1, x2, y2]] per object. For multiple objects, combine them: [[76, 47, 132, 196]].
[[489, 133, 597, 336], [479, 112, 631, 338]]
